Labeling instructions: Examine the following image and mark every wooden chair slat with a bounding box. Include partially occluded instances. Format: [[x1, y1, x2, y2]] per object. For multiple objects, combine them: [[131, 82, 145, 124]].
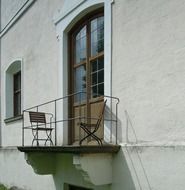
[[29, 111, 46, 123]]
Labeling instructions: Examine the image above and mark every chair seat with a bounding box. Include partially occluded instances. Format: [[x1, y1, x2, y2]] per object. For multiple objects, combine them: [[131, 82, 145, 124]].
[[32, 127, 54, 131], [80, 123, 97, 127]]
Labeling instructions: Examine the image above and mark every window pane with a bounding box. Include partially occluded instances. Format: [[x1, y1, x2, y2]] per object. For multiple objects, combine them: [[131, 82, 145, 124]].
[[91, 58, 104, 73], [91, 18, 97, 32], [90, 57, 104, 98], [74, 65, 86, 102], [91, 60, 97, 72], [98, 57, 104, 70], [91, 16, 104, 56], [75, 26, 87, 64], [97, 39, 104, 52], [98, 70, 104, 84], [91, 72, 97, 85], [14, 72, 21, 116], [92, 85, 98, 98], [98, 83, 104, 96], [14, 92, 21, 116], [14, 72, 21, 91]]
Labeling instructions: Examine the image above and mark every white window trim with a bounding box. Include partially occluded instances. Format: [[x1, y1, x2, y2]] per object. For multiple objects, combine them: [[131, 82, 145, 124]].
[[54, 0, 113, 145], [5, 58, 24, 120]]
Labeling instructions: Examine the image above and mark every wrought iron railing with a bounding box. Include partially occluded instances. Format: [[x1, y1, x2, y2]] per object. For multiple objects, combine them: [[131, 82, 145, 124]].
[[22, 92, 119, 146]]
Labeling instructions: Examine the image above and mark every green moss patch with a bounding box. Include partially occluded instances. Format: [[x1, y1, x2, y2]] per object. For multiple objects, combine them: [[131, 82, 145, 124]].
[[0, 184, 8, 190]]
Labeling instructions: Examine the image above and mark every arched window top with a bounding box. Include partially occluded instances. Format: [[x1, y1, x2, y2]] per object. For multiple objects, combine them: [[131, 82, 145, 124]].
[[69, 8, 104, 34], [6, 60, 21, 74], [54, 0, 104, 31]]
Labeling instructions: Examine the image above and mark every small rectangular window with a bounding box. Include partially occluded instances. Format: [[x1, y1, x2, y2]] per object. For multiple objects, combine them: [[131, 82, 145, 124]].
[[13, 71, 21, 116], [68, 184, 92, 190]]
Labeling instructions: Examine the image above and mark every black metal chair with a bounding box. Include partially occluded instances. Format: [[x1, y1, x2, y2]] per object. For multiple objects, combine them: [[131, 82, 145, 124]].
[[79, 100, 107, 145], [29, 111, 54, 146]]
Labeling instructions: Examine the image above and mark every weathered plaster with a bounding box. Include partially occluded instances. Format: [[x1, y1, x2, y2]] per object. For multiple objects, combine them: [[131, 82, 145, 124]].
[[0, 148, 55, 190]]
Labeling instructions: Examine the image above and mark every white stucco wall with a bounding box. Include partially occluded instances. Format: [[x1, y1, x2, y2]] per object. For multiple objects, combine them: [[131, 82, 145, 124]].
[[1, 0, 27, 30], [112, 0, 185, 144], [0, 0, 63, 189], [112, 145, 185, 190], [0, 148, 55, 190], [1, 0, 63, 146], [2, 0, 185, 190], [111, 1, 185, 189]]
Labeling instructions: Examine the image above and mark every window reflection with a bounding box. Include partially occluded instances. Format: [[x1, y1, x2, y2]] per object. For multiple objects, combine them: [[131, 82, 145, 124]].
[[75, 26, 87, 64], [74, 65, 86, 102], [91, 16, 104, 56], [73, 15, 104, 100]]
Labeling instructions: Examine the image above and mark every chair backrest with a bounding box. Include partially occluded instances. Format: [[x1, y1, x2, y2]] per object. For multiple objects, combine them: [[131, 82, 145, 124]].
[[96, 99, 107, 129], [29, 111, 46, 124]]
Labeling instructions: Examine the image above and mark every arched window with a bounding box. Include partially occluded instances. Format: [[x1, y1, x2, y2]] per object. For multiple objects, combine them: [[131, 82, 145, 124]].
[[5, 60, 22, 119], [69, 9, 104, 144], [55, 0, 112, 145]]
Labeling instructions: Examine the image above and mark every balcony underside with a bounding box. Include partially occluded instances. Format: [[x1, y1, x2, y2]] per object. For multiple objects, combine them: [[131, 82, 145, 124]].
[[17, 145, 120, 154], [17, 145, 120, 185]]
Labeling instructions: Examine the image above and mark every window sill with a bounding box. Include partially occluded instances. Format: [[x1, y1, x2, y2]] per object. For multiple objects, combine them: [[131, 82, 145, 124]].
[[4, 115, 23, 124]]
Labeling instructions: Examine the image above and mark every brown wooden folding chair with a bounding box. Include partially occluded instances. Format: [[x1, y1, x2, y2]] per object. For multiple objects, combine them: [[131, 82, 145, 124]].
[[79, 100, 107, 145], [29, 111, 54, 146]]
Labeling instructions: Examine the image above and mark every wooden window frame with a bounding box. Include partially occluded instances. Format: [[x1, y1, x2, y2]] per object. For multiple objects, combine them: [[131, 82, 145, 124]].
[[68, 8, 104, 144]]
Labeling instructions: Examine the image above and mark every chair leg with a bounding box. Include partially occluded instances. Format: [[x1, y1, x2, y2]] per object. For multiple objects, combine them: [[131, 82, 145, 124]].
[[32, 129, 39, 146], [91, 133, 103, 145], [80, 132, 91, 145], [80, 125, 103, 145], [79, 126, 93, 145], [45, 130, 53, 146]]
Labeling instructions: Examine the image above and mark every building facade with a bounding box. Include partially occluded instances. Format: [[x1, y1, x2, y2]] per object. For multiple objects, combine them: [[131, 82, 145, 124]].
[[1, 0, 185, 190]]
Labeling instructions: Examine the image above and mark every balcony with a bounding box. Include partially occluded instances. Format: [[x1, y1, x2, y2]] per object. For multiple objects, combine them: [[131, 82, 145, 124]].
[[17, 92, 120, 185]]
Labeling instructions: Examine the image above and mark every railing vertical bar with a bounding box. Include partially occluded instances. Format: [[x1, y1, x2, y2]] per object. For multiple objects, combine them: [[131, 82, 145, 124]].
[[36, 106, 39, 146], [22, 110, 24, 146], [110, 97, 113, 143], [55, 100, 57, 146], [79, 92, 82, 143], [116, 101, 118, 145]]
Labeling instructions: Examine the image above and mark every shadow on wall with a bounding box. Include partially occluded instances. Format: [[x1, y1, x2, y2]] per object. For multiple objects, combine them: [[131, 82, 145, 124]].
[[123, 111, 152, 190], [125, 110, 138, 144], [52, 154, 111, 190], [112, 148, 136, 190], [52, 154, 86, 190], [104, 105, 123, 143]]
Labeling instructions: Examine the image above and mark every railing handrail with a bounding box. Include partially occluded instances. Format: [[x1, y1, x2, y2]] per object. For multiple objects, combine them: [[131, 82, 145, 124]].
[[23, 91, 120, 112], [22, 91, 120, 146], [23, 116, 118, 129]]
